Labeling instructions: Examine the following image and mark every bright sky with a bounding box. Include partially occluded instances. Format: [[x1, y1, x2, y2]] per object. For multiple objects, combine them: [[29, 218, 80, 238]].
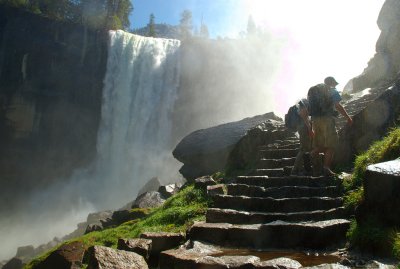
[[130, 0, 385, 115]]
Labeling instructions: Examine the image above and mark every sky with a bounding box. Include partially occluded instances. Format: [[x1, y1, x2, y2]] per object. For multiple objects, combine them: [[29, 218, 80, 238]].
[[130, 0, 385, 115]]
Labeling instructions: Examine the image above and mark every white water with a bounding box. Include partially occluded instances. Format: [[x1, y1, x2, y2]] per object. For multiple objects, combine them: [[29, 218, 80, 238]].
[[0, 30, 182, 261], [91, 30, 182, 207]]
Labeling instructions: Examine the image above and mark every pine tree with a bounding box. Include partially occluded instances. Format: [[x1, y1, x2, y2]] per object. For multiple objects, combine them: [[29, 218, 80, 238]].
[[247, 15, 257, 36], [179, 9, 193, 40], [147, 13, 156, 37], [199, 23, 209, 39]]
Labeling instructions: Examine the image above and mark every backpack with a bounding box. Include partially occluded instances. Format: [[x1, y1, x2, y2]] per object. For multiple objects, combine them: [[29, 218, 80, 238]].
[[307, 83, 334, 117], [284, 104, 301, 131]]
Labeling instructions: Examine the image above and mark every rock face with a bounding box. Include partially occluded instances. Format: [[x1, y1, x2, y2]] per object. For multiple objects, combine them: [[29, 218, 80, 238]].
[[356, 159, 400, 226], [351, 0, 400, 92], [336, 76, 400, 166], [0, 6, 108, 213], [173, 112, 281, 180]]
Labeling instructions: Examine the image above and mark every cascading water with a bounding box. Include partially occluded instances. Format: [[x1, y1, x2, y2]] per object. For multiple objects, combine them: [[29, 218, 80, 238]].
[[91, 30, 182, 207], [0, 31, 182, 260]]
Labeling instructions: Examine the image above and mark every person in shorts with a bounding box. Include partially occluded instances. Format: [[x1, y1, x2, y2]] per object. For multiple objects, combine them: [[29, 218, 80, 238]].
[[309, 76, 353, 176]]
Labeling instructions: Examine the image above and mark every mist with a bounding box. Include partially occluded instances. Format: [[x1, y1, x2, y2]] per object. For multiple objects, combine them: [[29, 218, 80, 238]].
[[0, 0, 385, 262]]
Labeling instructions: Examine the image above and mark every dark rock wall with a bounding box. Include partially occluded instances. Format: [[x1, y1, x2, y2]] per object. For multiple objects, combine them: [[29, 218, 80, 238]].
[[0, 6, 108, 212]]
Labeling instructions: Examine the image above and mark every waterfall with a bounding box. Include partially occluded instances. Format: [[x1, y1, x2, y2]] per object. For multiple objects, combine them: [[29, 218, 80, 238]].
[[89, 30, 181, 207], [0, 31, 182, 260]]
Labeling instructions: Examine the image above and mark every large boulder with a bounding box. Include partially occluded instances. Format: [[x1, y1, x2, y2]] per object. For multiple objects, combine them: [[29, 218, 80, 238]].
[[117, 238, 152, 261], [173, 112, 281, 180], [131, 191, 166, 209], [356, 159, 400, 226], [35, 241, 85, 269], [86, 246, 148, 269]]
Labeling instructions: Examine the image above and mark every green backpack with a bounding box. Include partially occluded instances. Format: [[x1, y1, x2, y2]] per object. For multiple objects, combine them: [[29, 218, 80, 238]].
[[307, 84, 334, 117]]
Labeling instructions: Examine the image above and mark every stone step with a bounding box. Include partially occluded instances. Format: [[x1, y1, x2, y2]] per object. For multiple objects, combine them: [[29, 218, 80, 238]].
[[259, 143, 300, 150], [212, 195, 343, 213], [259, 149, 299, 159], [249, 167, 293, 177], [235, 176, 338, 188], [256, 158, 296, 169], [188, 220, 350, 249], [206, 207, 347, 224], [227, 184, 342, 199]]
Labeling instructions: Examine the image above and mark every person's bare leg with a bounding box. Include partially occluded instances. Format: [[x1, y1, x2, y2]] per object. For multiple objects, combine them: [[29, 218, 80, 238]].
[[324, 148, 334, 168], [323, 148, 336, 176], [311, 147, 324, 176]]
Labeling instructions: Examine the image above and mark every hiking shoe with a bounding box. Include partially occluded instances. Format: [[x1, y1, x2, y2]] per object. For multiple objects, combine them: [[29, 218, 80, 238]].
[[323, 167, 336, 177]]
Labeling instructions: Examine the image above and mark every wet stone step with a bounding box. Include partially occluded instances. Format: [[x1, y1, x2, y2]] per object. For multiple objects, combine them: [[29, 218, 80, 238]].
[[188, 219, 351, 249], [257, 158, 296, 169], [227, 184, 342, 199], [206, 207, 347, 224], [249, 168, 285, 177], [259, 149, 299, 159], [259, 143, 300, 150], [212, 195, 343, 213], [265, 139, 300, 146], [250, 167, 293, 177], [235, 176, 338, 188]]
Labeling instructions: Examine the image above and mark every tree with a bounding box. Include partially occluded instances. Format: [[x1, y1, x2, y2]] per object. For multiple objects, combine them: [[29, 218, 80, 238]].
[[179, 9, 193, 40], [80, 0, 107, 28], [0, 0, 133, 30], [105, 0, 133, 30], [199, 23, 209, 39], [147, 13, 156, 37], [0, 0, 28, 8], [247, 15, 257, 36]]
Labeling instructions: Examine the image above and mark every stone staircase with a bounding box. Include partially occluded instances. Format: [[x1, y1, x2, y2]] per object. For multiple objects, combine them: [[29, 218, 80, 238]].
[[187, 136, 350, 251], [160, 86, 394, 267]]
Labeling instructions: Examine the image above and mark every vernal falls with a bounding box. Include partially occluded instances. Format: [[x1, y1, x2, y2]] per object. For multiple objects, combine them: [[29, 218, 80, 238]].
[[1, 30, 182, 260]]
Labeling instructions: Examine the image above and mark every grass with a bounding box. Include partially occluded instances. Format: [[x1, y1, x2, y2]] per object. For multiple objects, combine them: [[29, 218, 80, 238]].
[[344, 127, 400, 259], [347, 218, 395, 256], [348, 128, 400, 191], [24, 185, 211, 269], [343, 127, 400, 210]]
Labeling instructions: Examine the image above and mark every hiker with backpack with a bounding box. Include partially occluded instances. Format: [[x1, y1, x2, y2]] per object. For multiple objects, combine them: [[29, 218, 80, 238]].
[[307, 76, 353, 176], [285, 98, 314, 176]]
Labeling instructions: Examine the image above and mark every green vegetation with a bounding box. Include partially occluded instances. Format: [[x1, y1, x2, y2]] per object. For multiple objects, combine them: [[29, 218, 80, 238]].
[[24, 185, 210, 269], [347, 218, 396, 256], [343, 127, 400, 210], [344, 127, 400, 258], [0, 0, 133, 30], [351, 127, 400, 189]]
